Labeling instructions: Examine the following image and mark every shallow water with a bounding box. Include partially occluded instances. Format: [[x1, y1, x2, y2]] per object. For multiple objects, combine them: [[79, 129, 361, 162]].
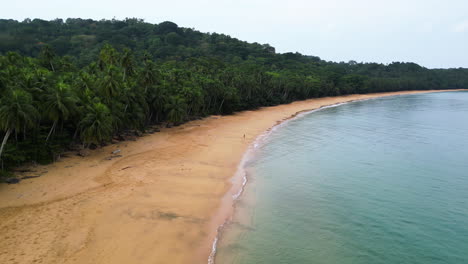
[[215, 91, 468, 264]]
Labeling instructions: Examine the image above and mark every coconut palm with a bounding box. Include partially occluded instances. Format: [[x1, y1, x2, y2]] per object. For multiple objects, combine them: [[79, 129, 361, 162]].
[[0, 89, 38, 160], [99, 65, 122, 101], [40, 45, 56, 72], [43, 81, 78, 141], [98, 44, 118, 70], [79, 102, 113, 146], [165, 95, 187, 124], [120, 48, 135, 81], [147, 84, 168, 123], [140, 60, 158, 93]]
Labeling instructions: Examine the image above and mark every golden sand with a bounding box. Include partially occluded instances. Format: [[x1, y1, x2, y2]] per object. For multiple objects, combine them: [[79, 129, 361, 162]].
[[0, 90, 462, 264]]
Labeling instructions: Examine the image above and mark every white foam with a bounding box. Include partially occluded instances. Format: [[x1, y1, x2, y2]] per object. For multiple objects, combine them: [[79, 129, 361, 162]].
[[207, 233, 219, 264]]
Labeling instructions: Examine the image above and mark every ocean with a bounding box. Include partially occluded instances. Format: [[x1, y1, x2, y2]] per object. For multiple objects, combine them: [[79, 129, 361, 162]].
[[215, 91, 468, 264]]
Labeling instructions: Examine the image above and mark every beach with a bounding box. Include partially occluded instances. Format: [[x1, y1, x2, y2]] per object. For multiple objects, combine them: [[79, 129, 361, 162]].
[[0, 90, 461, 264]]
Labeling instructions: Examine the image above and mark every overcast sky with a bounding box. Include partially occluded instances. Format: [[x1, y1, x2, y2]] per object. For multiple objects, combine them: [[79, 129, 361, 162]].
[[2, 0, 468, 68]]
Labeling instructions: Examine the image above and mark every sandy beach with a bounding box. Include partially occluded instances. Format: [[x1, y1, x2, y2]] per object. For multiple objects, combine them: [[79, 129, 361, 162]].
[[0, 90, 462, 264]]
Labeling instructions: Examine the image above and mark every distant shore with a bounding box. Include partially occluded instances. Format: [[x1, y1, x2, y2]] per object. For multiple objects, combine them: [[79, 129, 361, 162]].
[[0, 89, 464, 264]]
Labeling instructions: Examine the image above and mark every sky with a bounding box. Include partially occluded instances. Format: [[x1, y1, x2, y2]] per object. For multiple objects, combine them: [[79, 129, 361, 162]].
[[2, 0, 468, 68]]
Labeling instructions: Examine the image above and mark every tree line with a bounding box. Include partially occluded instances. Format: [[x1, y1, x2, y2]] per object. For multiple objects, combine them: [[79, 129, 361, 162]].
[[1, 18, 468, 173]]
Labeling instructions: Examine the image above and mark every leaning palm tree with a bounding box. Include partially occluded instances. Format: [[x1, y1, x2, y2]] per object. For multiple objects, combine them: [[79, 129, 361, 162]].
[[0, 89, 39, 159], [43, 81, 78, 141], [79, 102, 113, 146]]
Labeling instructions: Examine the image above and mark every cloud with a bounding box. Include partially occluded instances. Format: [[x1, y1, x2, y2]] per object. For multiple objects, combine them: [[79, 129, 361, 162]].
[[453, 20, 468, 33]]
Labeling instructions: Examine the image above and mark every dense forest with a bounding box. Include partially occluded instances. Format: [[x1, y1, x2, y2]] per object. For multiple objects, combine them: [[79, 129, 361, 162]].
[[1, 18, 468, 174]]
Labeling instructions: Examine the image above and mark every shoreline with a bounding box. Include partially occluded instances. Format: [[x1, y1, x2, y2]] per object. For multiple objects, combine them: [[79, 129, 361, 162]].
[[206, 101, 364, 264], [204, 89, 467, 264], [0, 89, 464, 264]]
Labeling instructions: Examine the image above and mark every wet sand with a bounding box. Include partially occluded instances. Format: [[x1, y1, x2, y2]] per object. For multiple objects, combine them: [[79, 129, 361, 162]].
[[0, 90, 462, 264]]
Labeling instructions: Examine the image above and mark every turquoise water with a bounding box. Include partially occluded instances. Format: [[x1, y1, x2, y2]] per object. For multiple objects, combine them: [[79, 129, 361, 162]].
[[215, 91, 468, 264]]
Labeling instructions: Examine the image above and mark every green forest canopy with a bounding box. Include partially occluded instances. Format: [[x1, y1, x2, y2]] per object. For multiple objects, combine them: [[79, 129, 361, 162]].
[[1, 18, 467, 172]]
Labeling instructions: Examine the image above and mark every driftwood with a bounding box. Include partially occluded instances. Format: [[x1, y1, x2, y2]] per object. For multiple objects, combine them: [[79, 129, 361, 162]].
[[112, 149, 121, 154]]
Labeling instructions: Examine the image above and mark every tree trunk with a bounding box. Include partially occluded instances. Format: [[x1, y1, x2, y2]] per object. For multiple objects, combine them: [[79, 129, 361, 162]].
[[72, 127, 79, 140], [218, 98, 225, 114], [148, 111, 153, 124], [46, 120, 57, 142], [0, 129, 12, 160]]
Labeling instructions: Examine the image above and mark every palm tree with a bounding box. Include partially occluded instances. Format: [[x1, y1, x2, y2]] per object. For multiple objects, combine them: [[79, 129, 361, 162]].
[[165, 96, 187, 124], [147, 84, 168, 123], [140, 60, 157, 93], [98, 44, 118, 70], [99, 65, 122, 101], [0, 89, 38, 160], [79, 102, 113, 146], [40, 45, 56, 72], [43, 81, 77, 141], [119, 81, 149, 130], [120, 48, 135, 82]]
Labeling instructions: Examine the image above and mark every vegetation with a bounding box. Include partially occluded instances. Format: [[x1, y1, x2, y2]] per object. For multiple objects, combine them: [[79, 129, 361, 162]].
[[1, 18, 468, 171]]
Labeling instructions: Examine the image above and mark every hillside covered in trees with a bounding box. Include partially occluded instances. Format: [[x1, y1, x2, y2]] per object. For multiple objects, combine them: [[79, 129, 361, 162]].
[[1, 18, 467, 173]]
